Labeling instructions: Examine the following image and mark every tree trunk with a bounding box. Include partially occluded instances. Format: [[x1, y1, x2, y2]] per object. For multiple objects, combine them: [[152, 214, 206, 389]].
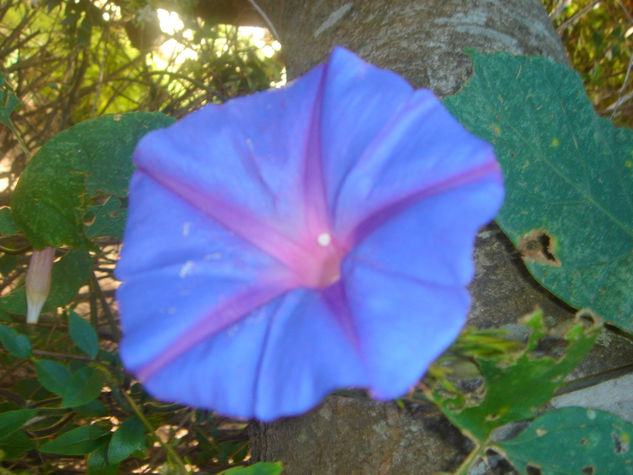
[[244, 1, 633, 473]]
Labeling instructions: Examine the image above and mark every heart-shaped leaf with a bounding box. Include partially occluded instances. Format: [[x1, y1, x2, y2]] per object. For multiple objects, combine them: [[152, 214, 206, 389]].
[[11, 112, 174, 249], [445, 51, 633, 330]]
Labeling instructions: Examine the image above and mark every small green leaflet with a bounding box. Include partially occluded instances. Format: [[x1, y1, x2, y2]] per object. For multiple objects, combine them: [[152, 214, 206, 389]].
[[39, 424, 110, 455], [11, 112, 174, 249], [0, 324, 31, 358], [445, 51, 633, 331], [496, 407, 633, 474], [107, 416, 147, 464], [0, 409, 37, 441], [69, 310, 99, 357], [0, 430, 35, 459], [87, 439, 119, 475], [35, 359, 104, 408], [0, 73, 19, 127]]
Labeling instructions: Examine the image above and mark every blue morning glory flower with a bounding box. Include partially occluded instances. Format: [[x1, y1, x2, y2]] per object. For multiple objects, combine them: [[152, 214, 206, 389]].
[[116, 47, 504, 422]]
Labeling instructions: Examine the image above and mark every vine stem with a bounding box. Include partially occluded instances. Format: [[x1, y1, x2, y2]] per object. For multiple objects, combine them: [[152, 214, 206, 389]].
[[454, 443, 486, 475], [120, 389, 189, 474], [6, 119, 31, 160]]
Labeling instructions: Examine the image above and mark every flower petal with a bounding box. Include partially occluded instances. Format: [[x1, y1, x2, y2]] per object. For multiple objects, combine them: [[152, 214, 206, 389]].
[[343, 260, 470, 399], [318, 47, 415, 215], [317, 55, 500, 244], [139, 288, 368, 421], [341, 177, 503, 397], [117, 173, 292, 377], [131, 63, 327, 260]]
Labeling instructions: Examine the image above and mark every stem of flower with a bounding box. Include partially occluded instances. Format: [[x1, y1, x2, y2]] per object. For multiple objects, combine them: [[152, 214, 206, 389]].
[[120, 389, 189, 474], [454, 443, 485, 475]]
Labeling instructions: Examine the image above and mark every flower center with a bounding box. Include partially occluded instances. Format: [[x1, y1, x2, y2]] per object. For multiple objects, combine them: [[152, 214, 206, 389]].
[[317, 232, 332, 247], [300, 232, 344, 289]]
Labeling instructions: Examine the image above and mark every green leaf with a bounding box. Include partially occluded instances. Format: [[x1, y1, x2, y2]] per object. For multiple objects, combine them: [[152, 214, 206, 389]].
[[0, 249, 92, 315], [35, 359, 104, 407], [0, 254, 18, 277], [0, 73, 19, 127], [220, 462, 284, 475], [46, 249, 92, 309], [0, 429, 35, 459], [61, 366, 105, 408], [429, 311, 600, 443], [69, 310, 98, 357], [87, 439, 119, 475], [0, 324, 31, 358], [35, 359, 73, 395], [85, 196, 126, 240], [107, 416, 147, 464], [445, 51, 633, 330], [39, 424, 110, 455], [74, 399, 108, 418], [497, 407, 633, 474], [11, 112, 174, 249], [0, 207, 19, 235], [0, 409, 37, 441]]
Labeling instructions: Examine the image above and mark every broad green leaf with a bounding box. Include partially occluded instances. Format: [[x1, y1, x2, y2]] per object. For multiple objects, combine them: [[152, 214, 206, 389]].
[[497, 407, 633, 474], [445, 51, 633, 330], [0, 409, 37, 441], [39, 424, 110, 455], [87, 439, 119, 475], [0, 429, 35, 459], [11, 112, 174, 249], [107, 416, 147, 464], [0, 249, 92, 315], [429, 311, 600, 443], [69, 310, 99, 357], [0, 324, 31, 358], [0, 73, 19, 127], [220, 462, 284, 475], [85, 196, 126, 240], [35, 359, 104, 407]]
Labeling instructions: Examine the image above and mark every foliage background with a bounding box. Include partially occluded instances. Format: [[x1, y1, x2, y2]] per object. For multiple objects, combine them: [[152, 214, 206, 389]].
[[0, 0, 631, 473]]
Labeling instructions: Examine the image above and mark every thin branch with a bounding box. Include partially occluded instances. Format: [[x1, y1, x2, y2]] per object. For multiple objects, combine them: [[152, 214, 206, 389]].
[[557, 0, 602, 33], [246, 0, 280, 41]]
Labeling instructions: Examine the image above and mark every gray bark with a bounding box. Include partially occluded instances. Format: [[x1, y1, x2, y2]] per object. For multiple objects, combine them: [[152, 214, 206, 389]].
[[245, 1, 633, 473]]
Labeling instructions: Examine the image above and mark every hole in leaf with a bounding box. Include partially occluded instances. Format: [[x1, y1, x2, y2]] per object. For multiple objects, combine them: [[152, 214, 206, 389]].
[[582, 466, 595, 475], [529, 335, 568, 360], [83, 211, 96, 226], [612, 431, 630, 454], [526, 464, 542, 475], [576, 310, 597, 328], [519, 229, 561, 267], [580, 438, 588, 445]]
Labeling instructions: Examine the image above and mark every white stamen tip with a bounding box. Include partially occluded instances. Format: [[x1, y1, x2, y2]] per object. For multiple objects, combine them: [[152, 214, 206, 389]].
[[317, 233, 332, 247]]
